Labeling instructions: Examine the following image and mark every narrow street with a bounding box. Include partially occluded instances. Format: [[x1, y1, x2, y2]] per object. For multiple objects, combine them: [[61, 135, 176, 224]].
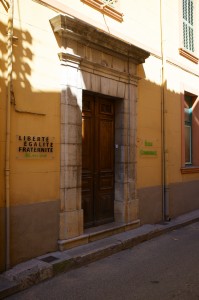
[[6, 222, 199, 300]]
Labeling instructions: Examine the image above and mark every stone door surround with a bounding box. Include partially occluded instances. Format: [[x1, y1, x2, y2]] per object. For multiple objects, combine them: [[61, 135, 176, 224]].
[[50, 14, 150, 242]]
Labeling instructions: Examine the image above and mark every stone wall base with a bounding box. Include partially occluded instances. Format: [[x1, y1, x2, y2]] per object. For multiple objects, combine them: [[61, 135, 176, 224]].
[[59, 209, 83, 240]]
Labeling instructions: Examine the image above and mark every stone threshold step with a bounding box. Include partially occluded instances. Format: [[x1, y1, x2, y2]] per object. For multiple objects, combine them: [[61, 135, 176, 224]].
[[58, 219, 140, 251]]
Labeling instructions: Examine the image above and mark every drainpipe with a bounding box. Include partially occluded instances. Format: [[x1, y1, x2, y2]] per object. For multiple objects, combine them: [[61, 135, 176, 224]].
[[160, 0, 170, 221], [5, 0, 14, 270]]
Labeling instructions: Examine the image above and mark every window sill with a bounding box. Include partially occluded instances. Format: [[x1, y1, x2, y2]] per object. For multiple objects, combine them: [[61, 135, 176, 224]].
[[81, 0, 123, 22], [181, 166, 199, 174], [179, 48, 199, 64]]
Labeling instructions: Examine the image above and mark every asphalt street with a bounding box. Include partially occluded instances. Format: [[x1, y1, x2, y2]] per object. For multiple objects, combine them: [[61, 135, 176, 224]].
[[6, 222, 199, 300]]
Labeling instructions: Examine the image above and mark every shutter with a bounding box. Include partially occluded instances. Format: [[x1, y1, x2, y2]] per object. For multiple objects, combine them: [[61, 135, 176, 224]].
[[183, 0, 194, 52]]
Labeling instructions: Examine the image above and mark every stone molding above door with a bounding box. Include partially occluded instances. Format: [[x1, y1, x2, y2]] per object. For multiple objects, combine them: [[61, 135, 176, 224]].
[[50, 14, 149, 67]]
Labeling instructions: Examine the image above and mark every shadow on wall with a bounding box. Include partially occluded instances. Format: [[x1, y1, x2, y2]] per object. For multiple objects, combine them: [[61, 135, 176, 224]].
[[0, 14, 33, 272], [0, 8, 60, 271]]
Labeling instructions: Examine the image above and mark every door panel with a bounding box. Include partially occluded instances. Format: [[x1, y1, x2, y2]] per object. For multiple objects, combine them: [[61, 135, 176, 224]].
[[82, 96, 94, 227], [82, 94, 115, 228]]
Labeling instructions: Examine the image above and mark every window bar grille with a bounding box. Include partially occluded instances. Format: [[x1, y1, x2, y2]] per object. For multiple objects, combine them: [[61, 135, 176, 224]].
[[101, 0, 117, 8]]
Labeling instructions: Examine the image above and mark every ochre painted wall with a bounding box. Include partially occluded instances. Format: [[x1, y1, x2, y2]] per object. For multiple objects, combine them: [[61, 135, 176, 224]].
[[0, 0, 61, 268], [1, 0, 199, 270]]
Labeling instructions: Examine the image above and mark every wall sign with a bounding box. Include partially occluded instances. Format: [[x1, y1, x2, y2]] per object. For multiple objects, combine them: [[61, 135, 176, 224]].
[[16, 135, 55, 159], [139, 140, 157, 157]]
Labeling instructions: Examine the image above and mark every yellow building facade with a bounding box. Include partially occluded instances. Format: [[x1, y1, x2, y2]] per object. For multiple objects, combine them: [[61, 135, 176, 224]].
[[1, 0, 199, 272]]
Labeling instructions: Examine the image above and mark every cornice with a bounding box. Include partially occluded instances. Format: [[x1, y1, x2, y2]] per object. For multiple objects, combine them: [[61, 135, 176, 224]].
[[179, 48, 199, 64], [181, 166, 199, 174], [50, 14, 150, 65]]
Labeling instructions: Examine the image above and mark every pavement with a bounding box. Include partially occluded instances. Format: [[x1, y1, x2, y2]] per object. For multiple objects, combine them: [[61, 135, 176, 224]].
[[1, 209, 199, 299]]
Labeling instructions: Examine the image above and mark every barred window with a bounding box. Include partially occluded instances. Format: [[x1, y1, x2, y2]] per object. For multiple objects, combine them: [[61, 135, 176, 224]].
[[102, 0, 118, 7], [81, 0, 123, 22]]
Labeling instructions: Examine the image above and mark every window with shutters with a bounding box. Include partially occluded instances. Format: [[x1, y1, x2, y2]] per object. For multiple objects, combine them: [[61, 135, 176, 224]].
[[183, 0, 194, 52], [179, 0, 198, 63], [181, 93, 199, 174], [81, 0, 123, 22], [184, 95, 193, 165]]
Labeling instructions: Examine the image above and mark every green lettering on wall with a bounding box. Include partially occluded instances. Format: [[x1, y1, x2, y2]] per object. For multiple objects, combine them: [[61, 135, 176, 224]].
[[145, 140, 153, 147], [140, 149, 157, 156]]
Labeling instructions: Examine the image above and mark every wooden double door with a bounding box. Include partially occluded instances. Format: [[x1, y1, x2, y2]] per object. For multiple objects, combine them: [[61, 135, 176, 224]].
[[82, 93, 115, 228]]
